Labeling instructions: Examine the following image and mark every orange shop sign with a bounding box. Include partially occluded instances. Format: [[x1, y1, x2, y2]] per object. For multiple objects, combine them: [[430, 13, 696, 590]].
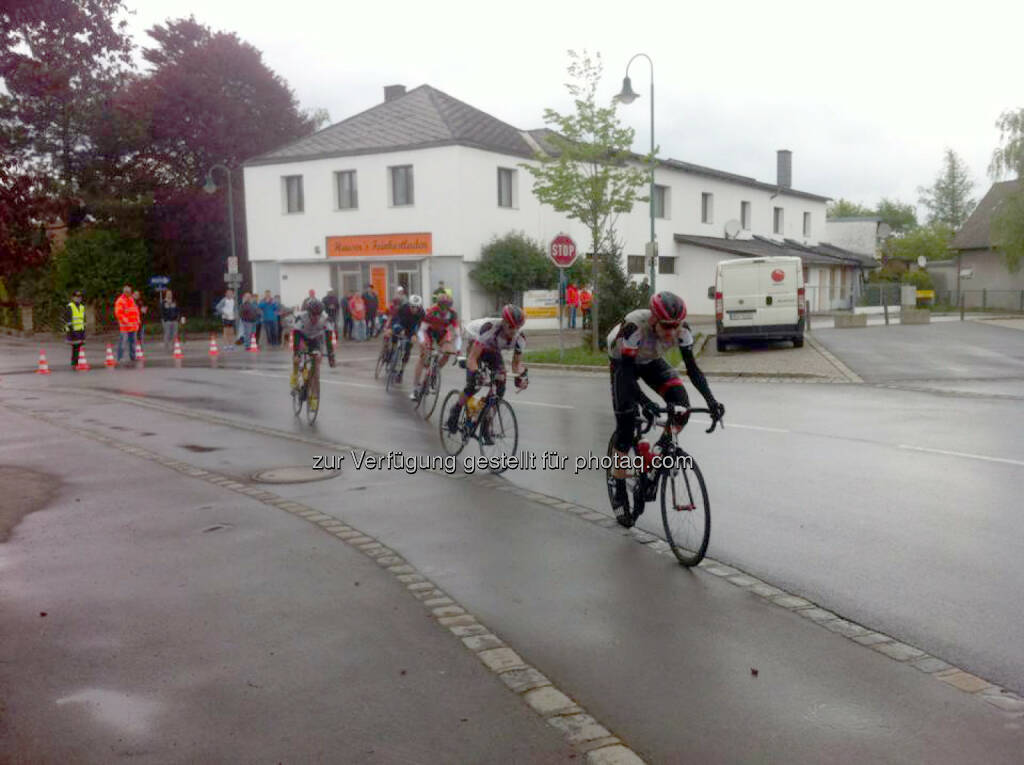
[[327, 233, 432, 257]]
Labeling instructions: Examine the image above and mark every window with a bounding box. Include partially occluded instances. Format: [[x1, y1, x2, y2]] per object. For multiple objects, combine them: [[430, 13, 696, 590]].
[[389, 165, 414, 206], [701, 192, 714, 224], [652, 185, 669, 218], [803, 211, 811, 237], [773, 206, 784, 234], [658, 257, 675, 275], [335, 170, 358, 210], [627, 255, 645, 274], [283, 175, 303, 213], [497, 167, 517, 208], [741, 201, 751, 230]]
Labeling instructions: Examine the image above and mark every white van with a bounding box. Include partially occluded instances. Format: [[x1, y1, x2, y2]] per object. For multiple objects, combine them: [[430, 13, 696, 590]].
[[709, 256, 805, 352]]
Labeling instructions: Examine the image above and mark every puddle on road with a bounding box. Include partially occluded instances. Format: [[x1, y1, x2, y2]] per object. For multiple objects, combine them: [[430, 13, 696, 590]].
[[179, 444, 221, 453], [56, 688, 161, 737], [0, 466, 60, 543]]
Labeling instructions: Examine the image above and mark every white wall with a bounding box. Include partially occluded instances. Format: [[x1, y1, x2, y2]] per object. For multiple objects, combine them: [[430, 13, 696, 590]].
[[824, 219, 879, 256]]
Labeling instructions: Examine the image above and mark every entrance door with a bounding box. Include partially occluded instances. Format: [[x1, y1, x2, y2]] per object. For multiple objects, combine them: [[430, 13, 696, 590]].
[[396, 267, 420, 298], [341, 271, 361, 297]]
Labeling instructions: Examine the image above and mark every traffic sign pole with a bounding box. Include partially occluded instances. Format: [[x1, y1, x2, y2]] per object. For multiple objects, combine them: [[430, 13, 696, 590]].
[[549, 234, 579, 362]]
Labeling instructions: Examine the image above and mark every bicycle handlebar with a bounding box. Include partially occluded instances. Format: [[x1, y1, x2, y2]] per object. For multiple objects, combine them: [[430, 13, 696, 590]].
[[640, 404, 724, 435]]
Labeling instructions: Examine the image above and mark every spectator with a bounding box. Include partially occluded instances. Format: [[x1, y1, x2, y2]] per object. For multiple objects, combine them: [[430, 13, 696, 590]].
[[301, 288, 317, 311], [239, 293, 261, 348], [215, 288, 236, 344], [349, 291, 367, 342], [259, 290, 279, 346], [340, 290, 352, 340], [363, 285, 379, 338], [64, 289, 86, 368], [114, 285, 140, 365], [432, 280, 454, 304], [323, 288, 340, 334], [132, 290, 148, 347], [580, 286, 593, 329], [161, 290, 183, 351], [274, 294, 285, 342], [566, 282, 579, 329]]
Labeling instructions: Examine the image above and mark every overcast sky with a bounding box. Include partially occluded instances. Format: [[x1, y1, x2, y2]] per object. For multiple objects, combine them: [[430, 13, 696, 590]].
[[126, 0, 1021, 219]]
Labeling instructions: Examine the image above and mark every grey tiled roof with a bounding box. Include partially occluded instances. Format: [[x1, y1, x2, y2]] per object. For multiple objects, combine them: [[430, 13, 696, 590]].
[[247, 85, 536, 166], [673, 234, 877, 268], [950, 180, 1020, 251]]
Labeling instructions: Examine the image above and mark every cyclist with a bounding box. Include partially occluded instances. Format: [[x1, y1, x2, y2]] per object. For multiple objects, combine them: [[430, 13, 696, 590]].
[[607, 291, 724, 527], [290, 299, 336, 407], [410, 293, 462, 401], [445, 304, 529, 433], [382, 294, 425, 383]]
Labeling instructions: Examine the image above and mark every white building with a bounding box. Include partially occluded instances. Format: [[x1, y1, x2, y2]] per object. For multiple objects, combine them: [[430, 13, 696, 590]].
[[244, 84, 858, 318]]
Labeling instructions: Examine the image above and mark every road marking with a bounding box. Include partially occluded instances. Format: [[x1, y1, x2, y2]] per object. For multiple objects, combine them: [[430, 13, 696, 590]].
[[241, 370, 379, 390], [899, 444, 1024, 467], [690, 417, 789, 433], [515, 400, 574, 410]]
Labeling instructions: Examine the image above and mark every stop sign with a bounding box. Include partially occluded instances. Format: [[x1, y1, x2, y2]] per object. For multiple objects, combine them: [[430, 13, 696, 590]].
[[549, 234, 578, 268]]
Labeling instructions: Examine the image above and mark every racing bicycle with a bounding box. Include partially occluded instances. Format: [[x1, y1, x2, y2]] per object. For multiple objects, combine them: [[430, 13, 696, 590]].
[[291, 346, 321, 425], [411, 346, 446, 419], [438, 365, 518, 472], [606, 404, 723, 566]]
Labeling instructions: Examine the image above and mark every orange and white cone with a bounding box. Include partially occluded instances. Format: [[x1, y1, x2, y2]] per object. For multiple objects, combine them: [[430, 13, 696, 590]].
[[104, 343, 115, 367], [247, 334, 260, 353], [75, 347, 91, 371], [135, 341, 145, 361], [173, 338, 184, 359], [208, 335, 219, 356], [36, 349, 51, 375]]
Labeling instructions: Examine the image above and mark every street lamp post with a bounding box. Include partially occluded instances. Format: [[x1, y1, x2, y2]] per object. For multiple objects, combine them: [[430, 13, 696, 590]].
[[203, 163, 238, 280], [615, 53, 656, 296]]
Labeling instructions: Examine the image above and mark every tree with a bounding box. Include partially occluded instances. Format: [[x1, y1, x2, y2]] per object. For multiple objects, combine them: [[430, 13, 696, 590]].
[[54, 229, 150, 317], [826, 199, 874, 218], [918, 149, 976, 229], [0, 0, 133, 192], [592, 233, 647, 344], [471, 232, 557, 308], [882, 223, 953, 263], [989, 109, 1024, 273], [522, 51, 650, 350], [0, 159, 58, 278], [876, 198, 918, 234]]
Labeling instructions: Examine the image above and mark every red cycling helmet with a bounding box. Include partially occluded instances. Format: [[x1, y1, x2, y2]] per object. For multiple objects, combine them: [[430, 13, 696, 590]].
[[649, 291, 686, 325], [436, 292, 453, 308], [501, 304, 526, 330]]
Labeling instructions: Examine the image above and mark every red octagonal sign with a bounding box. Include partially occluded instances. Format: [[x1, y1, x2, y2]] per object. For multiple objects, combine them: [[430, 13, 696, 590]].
[[771, 268, 785, 283], [549, 234, 579, 269]]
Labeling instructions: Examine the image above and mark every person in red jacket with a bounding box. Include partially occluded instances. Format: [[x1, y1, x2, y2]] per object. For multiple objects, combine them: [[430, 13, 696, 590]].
[[566, 282, 579, 329], [114, 285, 140, 365], [580, 286, 593, 329]]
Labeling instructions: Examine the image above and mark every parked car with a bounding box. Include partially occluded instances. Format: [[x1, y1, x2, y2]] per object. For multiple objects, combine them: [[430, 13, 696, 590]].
[[709, 256, 806, 352]]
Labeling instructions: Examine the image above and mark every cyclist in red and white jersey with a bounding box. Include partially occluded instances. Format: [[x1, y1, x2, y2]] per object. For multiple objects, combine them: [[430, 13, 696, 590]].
[[410, 293, 462, 401]]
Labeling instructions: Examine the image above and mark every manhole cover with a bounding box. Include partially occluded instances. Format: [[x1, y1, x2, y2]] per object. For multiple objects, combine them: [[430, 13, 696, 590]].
[[251, 466, 340, 484]]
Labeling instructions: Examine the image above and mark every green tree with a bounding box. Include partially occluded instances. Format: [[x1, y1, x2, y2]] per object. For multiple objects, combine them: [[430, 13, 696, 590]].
[[826, 199, 874, 218], [522, 51, 650, 350], [54, 228, 150, 323], [883, 223, 953, 263], [989, 109, 1024, 273], [918, 149, 976, 229], [876, 198, 918, 234], [471, 232, 557, 308], [590, 234, 647, 345]]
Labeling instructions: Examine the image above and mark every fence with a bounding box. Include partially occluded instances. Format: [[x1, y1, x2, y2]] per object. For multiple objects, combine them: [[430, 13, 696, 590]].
[[857, 284, 903, 308], [934, 290, 1024, 312]]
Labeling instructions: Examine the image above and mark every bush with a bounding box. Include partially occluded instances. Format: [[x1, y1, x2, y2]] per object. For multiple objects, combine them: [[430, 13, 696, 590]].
[[581, 244, 648, 348], [900, 269, 934, 289], [55, 228, 150, 326]]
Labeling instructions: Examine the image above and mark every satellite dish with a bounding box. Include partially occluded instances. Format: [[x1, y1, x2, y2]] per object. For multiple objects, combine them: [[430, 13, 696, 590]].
[[723, 220, 741, 239], [877, 223, 893, 240]]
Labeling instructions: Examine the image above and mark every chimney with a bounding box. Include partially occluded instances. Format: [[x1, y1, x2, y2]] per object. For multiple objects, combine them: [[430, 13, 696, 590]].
[[384, 85, 406, 102], [777, 149, 792, 189]]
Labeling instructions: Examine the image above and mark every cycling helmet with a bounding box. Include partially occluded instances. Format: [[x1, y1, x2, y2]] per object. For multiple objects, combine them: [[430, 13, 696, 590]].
[[306, 298, 324, 316], [436, 292, 453, 308], [410, 295, 423, 307], [649, 291, 686, 325], [501, 304, 526, 330]]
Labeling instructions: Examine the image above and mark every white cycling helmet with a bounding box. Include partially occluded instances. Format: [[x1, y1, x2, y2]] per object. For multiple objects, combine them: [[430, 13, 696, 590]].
[[409, 294, 423, 307]]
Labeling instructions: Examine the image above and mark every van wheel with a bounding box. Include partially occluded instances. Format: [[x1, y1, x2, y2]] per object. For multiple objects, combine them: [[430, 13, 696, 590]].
[[793, 335, 804, 348], [716, 337, 727, 353]]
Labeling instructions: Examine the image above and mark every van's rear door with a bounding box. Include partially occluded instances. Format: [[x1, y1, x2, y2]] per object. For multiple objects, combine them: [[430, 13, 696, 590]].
[[758, 257, 800, 327], [719, 259, 761, 329]]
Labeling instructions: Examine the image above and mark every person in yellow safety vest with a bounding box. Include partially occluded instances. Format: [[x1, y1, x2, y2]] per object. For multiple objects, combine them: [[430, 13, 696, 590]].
[[64, 289, 87, 368]]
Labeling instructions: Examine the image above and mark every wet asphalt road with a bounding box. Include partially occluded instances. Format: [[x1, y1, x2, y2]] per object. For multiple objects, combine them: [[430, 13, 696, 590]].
[[2, 325, 1024, 761]]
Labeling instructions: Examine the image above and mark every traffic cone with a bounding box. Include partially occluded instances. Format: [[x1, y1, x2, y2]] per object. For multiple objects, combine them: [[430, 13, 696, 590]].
[[36, 349, 51, 375], [173, 338, 184, 359], [75, 347, 91, 371], [104, 343, 115, 367], [135, 340, 145, 361], [208, 335, 219, 356], [247, 334, 260, 353]]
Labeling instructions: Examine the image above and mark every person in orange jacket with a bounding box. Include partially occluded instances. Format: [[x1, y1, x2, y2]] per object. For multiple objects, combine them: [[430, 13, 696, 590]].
[[580, 286, 593, 329], [114, 285, 141, 365], [566, 282, 579, 328]]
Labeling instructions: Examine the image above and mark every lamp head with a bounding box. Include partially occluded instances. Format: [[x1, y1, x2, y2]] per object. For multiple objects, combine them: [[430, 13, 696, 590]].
[[615, 76, 640, 104], [203, 175, 217, 194]]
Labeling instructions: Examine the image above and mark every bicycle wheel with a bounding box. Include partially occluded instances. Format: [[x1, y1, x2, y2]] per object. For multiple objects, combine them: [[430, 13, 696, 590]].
[[421, 360, 442, 420], [385, 347, 399, 392], [291, 358, 306, 417], [660, 449, 710, 567], [605, 434, 643, 523], [478, 398, 518, 473], [306, 365, 320, 425], [438, 390, 469, 456], [374, 340, 390, 380]]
